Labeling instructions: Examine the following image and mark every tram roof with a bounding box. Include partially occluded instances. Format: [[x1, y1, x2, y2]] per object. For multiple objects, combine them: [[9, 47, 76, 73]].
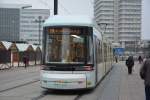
[[43, 15, 93, 27]]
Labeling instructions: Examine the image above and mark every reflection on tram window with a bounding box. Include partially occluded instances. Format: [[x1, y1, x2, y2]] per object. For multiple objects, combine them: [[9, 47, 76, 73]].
[[45, 27, 93, 64]]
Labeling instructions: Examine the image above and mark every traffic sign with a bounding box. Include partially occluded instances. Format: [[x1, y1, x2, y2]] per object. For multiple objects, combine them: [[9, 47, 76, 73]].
[[113, 48, 124, 55]]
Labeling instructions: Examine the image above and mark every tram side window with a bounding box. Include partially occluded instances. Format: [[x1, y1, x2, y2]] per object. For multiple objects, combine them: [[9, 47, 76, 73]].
[[109, 46, 111, 61], [111, 47, 113, 61], [108, 46, 110, 62], [107, 45, 109, 62], [97, 39, 101, 63], [95, 37, 101, 64], [104, 43, 107, 62], [100, 41, 103, 62], [95, 38, 98, 64], [98, 40, 102, 63]]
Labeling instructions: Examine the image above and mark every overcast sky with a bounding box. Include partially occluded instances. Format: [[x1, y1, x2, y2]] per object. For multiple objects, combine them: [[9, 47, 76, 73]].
[[0, 0, 149, 40]]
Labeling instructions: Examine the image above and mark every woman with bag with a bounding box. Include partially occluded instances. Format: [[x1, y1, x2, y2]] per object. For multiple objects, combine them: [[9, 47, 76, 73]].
[[140, 56, 150, 100]]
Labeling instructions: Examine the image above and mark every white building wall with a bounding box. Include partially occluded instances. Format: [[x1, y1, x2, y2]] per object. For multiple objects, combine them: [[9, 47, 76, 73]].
[[94, 0, 141, 51], [119, 0, 141, 45], [94, 0, 115, 43], [20, 9, 50, 45]]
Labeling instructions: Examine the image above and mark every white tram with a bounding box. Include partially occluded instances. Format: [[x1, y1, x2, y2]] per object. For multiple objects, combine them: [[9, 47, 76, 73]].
[[40, 15, 114, 90]]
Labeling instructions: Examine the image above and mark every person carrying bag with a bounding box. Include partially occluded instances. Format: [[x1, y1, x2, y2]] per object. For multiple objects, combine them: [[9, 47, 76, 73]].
[[140, 57, 150, 100]]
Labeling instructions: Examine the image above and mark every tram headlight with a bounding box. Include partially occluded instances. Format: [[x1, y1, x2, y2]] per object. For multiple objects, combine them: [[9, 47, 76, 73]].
[[83, 66, 93, 71]]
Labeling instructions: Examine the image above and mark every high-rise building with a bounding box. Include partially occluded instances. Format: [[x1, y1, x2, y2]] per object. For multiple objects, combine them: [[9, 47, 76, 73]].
[[0, 8, 20, 42], [0, 4, 50, 45], [94, 0, 142, 52], [20, 9, 49, 44]]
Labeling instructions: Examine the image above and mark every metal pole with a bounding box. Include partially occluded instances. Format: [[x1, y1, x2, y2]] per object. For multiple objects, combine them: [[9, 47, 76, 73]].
[[38, 16, 42, 45], [135, 35, 137, 55], [104, 24, 107, 34], [35, 16, 45, 46], [39, 19, 40, 45], [54, 0, 58, 15]]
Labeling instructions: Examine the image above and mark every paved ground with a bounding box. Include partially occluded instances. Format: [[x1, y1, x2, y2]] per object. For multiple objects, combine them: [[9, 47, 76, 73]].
[[101, 62, 145, 100], [0, 66, 40, 92], [118, 62, 145, 100], [79, 61, 145, 100], [0, 62, 146, 100]]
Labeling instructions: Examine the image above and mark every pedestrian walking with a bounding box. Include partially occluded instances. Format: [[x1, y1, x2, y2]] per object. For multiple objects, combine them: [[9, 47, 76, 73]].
[[140, 56, 150, 100], [138, 55, 143, 64], [115, 56, 118, 63], [23, 55, 28, 68], [26, 56, 29, 66], [125, 56, 134, 74]]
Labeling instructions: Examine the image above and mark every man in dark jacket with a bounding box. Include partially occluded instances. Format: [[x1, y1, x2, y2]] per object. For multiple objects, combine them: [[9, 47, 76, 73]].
[[140, 57, 150, 100], [138, 56, 143, 64], [126, 56, 134, 74], [23, 55, 29, 68]]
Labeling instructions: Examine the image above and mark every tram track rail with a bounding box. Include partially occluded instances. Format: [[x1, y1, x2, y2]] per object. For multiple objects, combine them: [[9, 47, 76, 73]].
[[31, 93, 83, 100], [31, 89, 85, 100], [0, 77, 84, 100], [73, 94, 83, 100], [0, 79, 39, 93]]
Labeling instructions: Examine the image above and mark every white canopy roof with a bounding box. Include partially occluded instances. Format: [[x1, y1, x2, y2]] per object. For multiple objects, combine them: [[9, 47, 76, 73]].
[[0, 41, 41, 52], [1, 41, 12, 50], [15, 43, 29, 52], [44, 15, 93, 27], [31, 45, 37, 51], [31, 45, 41, 51]]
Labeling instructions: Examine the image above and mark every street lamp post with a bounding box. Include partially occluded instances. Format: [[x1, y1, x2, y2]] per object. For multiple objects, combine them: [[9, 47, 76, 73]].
[[97, 23, 107, 40], [135, 34, 139, 56], [35, 16, 45, 45]]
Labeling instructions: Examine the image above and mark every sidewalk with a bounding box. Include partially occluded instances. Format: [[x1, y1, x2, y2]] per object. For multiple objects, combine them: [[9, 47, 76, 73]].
[[99, 61, 145, 100]]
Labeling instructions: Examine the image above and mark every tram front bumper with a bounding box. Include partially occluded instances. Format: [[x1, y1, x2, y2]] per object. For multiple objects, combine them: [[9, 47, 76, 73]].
[[40, 73, 87, 89]]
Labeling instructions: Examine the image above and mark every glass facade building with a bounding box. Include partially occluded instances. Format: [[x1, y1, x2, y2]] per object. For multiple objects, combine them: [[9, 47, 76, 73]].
[[0, 5, 49, 44], [0, 8, 20, 41]]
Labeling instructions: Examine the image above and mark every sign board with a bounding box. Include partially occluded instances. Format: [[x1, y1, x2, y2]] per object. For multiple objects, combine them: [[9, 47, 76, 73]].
[[113, 48, 124, 56]]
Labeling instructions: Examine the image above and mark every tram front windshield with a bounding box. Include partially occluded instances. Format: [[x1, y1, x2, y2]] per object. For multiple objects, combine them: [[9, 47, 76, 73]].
[[44, 27, 93, 64]]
